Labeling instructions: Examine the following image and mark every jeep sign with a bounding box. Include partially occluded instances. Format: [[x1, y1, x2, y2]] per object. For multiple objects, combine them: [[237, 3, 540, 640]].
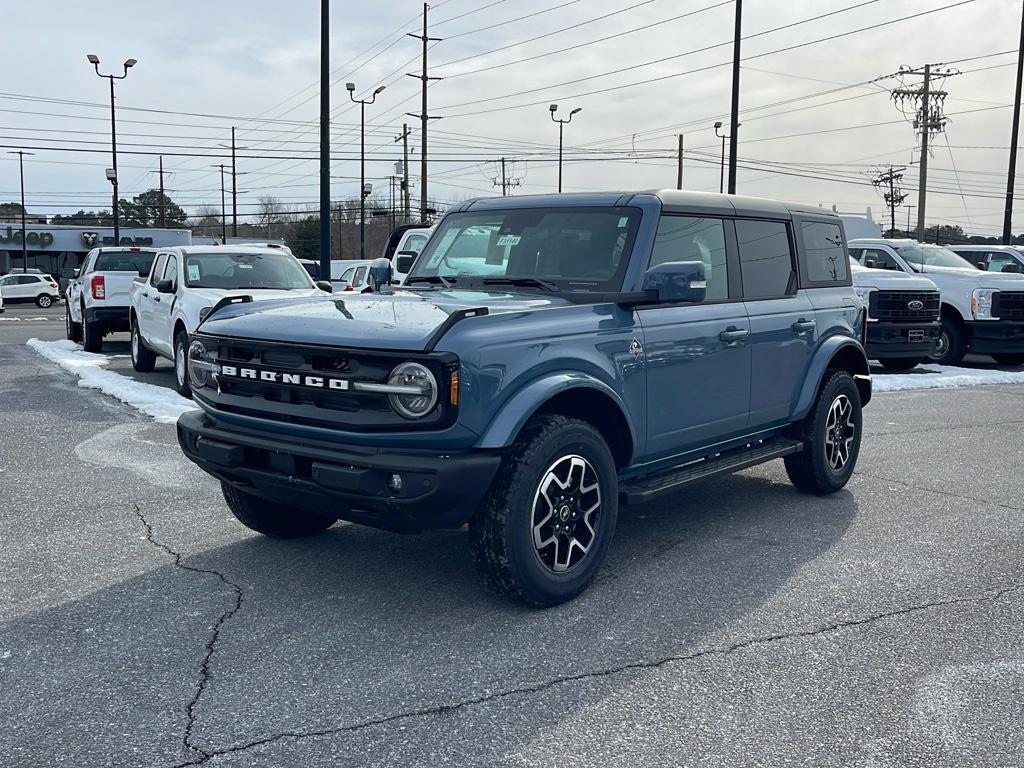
[[0, 227, 55, 247]]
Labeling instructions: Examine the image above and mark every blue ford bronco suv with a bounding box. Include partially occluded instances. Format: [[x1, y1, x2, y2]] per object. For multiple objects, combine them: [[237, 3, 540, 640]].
[[177, 191, 871, 606]]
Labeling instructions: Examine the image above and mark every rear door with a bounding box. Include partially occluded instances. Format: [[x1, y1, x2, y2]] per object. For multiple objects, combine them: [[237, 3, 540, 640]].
[[149, 254, 178, 355], [638, 214, 751, 458], [738, 218, 816, 430]]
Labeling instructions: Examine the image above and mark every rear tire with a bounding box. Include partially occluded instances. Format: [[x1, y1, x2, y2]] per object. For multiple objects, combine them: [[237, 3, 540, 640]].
[[65, 304, 82, 342], [36, 294, 53, 308], [81, 309, 103, 353], [785, 370, 863, 495], [928, 316, 965, 366], [131, 320, 156, 372], [468, 414, 618, 607], [173, 330, 191, 397], [222, 482, 335, 538], [879, 357, 923, 372], [992, 353, 1024, 366]]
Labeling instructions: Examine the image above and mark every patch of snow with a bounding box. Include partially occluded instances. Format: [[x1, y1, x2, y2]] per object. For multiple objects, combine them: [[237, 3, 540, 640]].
[[27, 338, 198, 424], [0, 316, 50, 322], [874, 364, 1024, 393]]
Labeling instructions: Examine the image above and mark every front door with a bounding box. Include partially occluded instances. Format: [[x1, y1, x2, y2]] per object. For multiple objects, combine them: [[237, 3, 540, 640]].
[[139, 253, 167, 345], [639, 214, 751, 459]]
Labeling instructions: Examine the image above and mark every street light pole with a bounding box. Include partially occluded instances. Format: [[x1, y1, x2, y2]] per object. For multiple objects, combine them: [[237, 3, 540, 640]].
[[549, 104, 582, 193], [347, 82, 386, 259], [714, 122, 728, 194], [7, 150, 33, 273], [88, 54, 136, 246], [213, 164, 228, 244]]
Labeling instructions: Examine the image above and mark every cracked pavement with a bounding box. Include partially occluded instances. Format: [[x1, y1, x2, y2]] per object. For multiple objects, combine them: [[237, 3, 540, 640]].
[[2, 310, 1023, 767]]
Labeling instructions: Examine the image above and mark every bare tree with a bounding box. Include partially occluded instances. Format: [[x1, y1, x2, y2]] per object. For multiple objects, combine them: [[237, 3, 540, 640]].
[[256, 196, 286, 239]]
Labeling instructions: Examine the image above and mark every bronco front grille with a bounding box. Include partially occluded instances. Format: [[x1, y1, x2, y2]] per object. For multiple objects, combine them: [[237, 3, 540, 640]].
[[869, 290, 940, 322], [993, 291, 1024, 320], [197, 336, 457, 432]]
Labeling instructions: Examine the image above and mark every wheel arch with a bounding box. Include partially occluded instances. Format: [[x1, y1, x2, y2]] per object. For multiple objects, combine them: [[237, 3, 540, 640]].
[[794, 337, 871, 420], [941, 302, 966, 324], [476, 375, 636, 468]]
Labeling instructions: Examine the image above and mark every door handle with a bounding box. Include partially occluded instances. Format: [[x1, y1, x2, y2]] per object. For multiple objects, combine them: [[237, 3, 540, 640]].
[[153, 296, 161, 303], [719, 327, 749, 343], [142, 292, 149, 298], [791, 319, 816, 333]]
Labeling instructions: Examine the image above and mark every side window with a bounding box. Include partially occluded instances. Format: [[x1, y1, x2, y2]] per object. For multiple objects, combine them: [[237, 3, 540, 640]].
[[735, 219, 795, 299], [953, 250, 984, 268], [649, 216, 728, 301], [353, 266, 368, 286], [163, 255, 178, 289], [801, 221, 848, 283], [987, 252, 1017, 272], [149, 254, 168, 287], [862, 248, 899, 270], [18, 275, 37, 285], [340, 267, 355, 283]]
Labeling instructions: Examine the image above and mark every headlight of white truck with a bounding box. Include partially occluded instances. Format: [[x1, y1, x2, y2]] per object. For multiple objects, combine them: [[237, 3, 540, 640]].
[[188, 339, 218, 388], [971, 288, 999, 320], [853, 286, 875, 314]]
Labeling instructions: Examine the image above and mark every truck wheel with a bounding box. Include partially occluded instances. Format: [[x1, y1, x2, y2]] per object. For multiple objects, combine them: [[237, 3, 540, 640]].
[[468, 414, 618, 608], [173, 331, 192, 397], [131, 320, 156, 372], [222, 482, 335, 538], [65, 304, 82, 342], [36, 294, 53, 308], [785, 370, 863, 495], [928, 317, 965, 366], [992, 353, 1024, 366], [879, 357, 923, 372], [81, 311, 103, 353]]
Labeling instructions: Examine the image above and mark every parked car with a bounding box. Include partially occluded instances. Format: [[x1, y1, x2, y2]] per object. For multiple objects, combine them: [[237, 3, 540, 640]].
[[851, 259, 941, 371], [946, 244, 1024, 274], [330, 259, 374, 292], [0, 272, 61, 308], [387, 226, 433, 284], [66, 247, 158, 352], [129, 245, 332, 396], [849, 238, 1024, 365], [177, 190, 872, 606]]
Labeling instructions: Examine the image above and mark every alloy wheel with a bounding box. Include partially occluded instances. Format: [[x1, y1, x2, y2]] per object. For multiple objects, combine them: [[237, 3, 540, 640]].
[[39, 295, 52, 308], [175, 342, 186, 386], [929, 330, 949, 361], [531, 454, 602, 573], [824, 394, 855, 471], [131, 327, 140, 363]]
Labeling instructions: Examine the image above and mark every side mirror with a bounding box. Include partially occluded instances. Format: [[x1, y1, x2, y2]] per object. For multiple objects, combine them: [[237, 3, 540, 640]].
[[316, 280, 334, 292], [1002, 263, 1022, 273], [864, 259, 877, 269], [367, 257, 393, 292], [394, 253, 416, 274], [642, 261, 707, 304], [73, 269, 80, 279], [155, 279, 175, 294]]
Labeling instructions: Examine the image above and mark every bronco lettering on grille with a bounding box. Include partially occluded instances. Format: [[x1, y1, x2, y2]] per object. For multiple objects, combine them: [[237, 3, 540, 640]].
[[219, 364, 350, 390]]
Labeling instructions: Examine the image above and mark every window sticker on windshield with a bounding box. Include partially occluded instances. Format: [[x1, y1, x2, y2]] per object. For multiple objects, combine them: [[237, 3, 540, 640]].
[[187, 264, 201, 282], [238, 263, 253, 269], [618, 217, 628, 227], [496, 235, 521, 247]]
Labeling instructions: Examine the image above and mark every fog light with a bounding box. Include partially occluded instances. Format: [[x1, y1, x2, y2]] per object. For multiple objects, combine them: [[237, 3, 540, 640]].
[[387, 473, 403, 492]]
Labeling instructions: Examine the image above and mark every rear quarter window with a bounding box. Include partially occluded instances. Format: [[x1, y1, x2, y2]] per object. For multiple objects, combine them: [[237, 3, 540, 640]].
[[800, 221, 850, 285]]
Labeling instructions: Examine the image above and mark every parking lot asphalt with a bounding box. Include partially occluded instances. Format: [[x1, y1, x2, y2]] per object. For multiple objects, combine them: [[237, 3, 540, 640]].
[[2, 304, 1023, 767]]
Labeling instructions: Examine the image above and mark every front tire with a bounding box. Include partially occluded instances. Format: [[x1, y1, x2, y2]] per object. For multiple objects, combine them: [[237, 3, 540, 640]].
[[879, 357, 923, 372], [36, 294, 53, 308], [131, 320, 156, 372], [468, 415, 618, 607], [928, 316, 965, 366], [173, 330, 191, 397], [222, 482, 336, 538], [65, 304, 82, 342], [992, 353, 1024, 366], [785, 370, 863, 495]]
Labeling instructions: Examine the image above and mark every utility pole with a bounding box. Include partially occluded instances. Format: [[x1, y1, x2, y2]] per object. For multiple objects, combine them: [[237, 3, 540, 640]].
[[158, 155, 166, 228], [871, 165, 908, 237], [213, 164, 228, 244], [395, 123, 412, 223], [891, 63, 959, 241], [7, 150, 32, 273], [407, 3, 442, 223], [231, 127, 238, 237], [1003, 1, 1024, 244], [502, 157, 508, 196], [319, 0, 331, 279], [676, 134, 684, 190], [493, 158, 521, 196], [727, 0, 742, 194]]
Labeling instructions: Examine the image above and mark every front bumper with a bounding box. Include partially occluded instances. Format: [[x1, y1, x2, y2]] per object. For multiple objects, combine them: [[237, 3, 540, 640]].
[[965, 320, 1024, 354], [177, 410, 502, 532], [84, 305, 130, 331], [865, 320, 941, 359]]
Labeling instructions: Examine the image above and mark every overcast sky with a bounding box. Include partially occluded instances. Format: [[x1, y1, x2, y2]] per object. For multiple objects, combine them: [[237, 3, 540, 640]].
[[2, 0, 1022, 235]]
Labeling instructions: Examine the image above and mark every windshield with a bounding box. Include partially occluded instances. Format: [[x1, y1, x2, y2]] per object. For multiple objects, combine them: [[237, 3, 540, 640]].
[[93, 250, 157, 275], [897, 244, 976, 270], [407, 207, 641, 291], [183, 251, 314, 290]]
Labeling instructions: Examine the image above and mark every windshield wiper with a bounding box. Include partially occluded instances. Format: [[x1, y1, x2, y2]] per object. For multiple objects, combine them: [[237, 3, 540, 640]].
[[479, 277, 559, 291], [405, 274, 455, 288]]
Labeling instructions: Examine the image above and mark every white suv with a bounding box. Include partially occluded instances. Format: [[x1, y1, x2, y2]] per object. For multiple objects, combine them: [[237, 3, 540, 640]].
[[0, 273, 60, 308]]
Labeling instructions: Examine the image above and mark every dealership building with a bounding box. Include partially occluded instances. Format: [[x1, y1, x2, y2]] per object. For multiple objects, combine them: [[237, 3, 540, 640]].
[[0, 224, 191, 276]]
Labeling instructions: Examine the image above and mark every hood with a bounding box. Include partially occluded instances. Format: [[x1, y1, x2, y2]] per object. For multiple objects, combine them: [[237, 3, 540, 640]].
[[188, 287, 325, 304], [852, 266, 936, 292], [199, 287, 566, 350], [910, 264, 1024, 283]]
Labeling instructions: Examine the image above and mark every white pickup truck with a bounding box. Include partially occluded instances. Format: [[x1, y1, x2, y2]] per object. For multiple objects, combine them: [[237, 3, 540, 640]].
[[129, 245, 331, 396], [849, 238, 1024, 365], [66, 247, 160, 352]]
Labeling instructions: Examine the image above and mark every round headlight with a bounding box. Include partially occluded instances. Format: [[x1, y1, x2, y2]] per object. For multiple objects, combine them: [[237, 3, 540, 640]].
[[387, 362, 438, 419], [188, 339, 214, 389]]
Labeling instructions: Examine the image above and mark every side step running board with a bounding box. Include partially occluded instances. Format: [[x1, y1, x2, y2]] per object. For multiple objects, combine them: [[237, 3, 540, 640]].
[[619, 438, 803, 504]]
